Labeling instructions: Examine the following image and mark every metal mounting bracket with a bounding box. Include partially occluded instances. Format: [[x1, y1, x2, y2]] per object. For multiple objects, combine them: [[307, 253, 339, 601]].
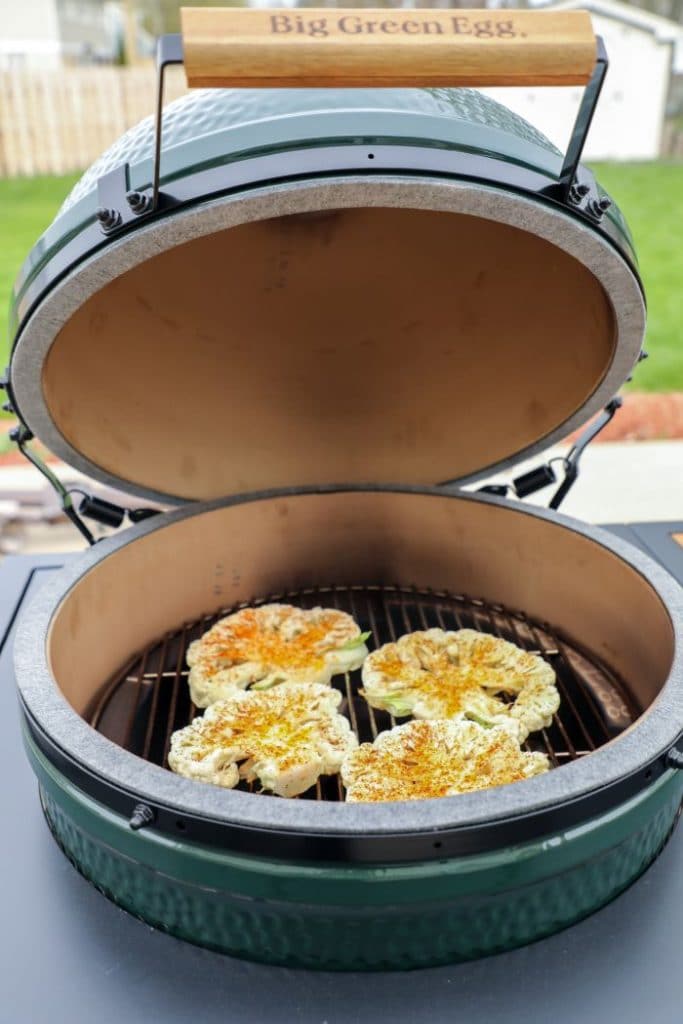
[[95, 33, 183, 234], [96, 163, 136, 234], [540, 36, 611, 221]]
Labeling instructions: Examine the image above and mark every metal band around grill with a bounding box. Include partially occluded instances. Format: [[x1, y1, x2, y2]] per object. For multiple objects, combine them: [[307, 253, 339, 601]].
[[95, 33, 611, 236]]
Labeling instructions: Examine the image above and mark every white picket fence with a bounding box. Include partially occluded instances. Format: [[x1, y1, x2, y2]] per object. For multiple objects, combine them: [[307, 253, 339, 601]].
[[0, 64, 681, 177], [0, 66, 187, 177]]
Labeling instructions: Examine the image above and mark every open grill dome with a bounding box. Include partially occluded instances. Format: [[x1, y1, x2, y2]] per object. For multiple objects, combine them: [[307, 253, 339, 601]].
[[9, 87, 644, 504]]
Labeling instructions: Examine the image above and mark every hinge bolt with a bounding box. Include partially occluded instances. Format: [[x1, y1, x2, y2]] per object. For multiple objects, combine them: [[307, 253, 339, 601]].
[[9, 425, 33, 443], [638, 350, 649, 362], [126, 190, 152, 215], [586, 195, 612, 221], [568, 182, 590, 205], [667, 748, 683, 770], [129, 803, 155, 830], [96, 206, 122, 233]]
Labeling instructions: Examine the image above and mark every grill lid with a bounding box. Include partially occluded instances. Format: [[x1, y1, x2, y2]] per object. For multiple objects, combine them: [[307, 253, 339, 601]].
[[8, 17, 646, 506]]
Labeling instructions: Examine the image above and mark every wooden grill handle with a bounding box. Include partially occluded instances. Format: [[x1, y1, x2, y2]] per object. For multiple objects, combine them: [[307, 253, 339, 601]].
[[179, 7, 597, 89]]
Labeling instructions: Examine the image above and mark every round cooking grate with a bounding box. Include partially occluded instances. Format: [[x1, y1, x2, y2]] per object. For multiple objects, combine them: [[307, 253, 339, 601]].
[[88, 585, 638, 801]]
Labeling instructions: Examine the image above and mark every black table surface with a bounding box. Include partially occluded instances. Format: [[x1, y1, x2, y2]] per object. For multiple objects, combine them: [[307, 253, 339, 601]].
[[1, 523, 682, 1024]]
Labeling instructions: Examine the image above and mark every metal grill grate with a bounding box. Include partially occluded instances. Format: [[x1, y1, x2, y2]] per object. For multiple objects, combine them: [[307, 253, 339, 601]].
[[89, 585, 638, 800]]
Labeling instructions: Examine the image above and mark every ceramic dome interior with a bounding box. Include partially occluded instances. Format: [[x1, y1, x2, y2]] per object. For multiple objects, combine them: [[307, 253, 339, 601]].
[[41, 199, 618, 499]]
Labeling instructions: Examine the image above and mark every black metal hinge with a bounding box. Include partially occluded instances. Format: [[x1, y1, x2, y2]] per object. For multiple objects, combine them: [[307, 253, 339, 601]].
[[478, 397, 623, 510], [11, 426, 161, 543], [0, 374, 160, 546], [8, 422, 98, 545]]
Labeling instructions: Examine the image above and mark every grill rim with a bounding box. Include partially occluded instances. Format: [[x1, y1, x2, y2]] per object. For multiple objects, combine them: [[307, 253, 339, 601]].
[[14, 485, 683, 859], [9, 175, 644, 506]]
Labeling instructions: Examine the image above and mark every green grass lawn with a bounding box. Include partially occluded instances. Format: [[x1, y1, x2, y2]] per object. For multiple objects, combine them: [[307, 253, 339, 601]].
[[0, 173, 79, 374], [0, 164, 681, 398], [590, 162, 683, 392]]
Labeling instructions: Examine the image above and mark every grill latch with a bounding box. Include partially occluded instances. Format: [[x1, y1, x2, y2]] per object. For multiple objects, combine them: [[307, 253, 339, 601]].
[[478, 397, 623, 509], [2, 409, 160, 546]]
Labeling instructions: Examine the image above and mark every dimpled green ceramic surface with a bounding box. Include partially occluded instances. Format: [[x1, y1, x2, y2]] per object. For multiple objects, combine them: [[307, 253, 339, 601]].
[[28, 727, 683, 969], [59, 86, 560, 212], [11, 85, 635, 329]]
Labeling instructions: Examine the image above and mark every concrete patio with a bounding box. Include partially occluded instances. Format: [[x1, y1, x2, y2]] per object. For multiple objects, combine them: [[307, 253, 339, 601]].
[[0, 440, 680, 557]]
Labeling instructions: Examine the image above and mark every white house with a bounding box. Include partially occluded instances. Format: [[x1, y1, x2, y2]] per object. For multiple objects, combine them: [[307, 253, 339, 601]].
[[0, 0, 62, 68], [482, 0, 683, 161], [0, 0, 122, 68]]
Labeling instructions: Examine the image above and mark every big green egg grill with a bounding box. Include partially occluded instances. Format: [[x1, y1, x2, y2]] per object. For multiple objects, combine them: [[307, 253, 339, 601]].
[[6, 8, 683, 971]]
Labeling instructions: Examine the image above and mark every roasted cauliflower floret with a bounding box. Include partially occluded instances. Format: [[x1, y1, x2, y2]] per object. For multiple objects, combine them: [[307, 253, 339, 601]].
[[361, 628, 559, 742], [168, 682, 357, 797], [187, 603, 369, 708], [341, 718, 550, 803]]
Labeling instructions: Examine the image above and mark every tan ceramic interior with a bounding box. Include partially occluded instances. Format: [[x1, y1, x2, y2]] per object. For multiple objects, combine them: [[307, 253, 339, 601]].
[[42, 207, 616, 500], [48, 491, 673, 719]]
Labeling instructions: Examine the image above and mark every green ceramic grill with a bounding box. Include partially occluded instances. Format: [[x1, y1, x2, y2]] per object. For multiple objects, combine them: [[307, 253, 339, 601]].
[[6, 7, 683, 971]]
